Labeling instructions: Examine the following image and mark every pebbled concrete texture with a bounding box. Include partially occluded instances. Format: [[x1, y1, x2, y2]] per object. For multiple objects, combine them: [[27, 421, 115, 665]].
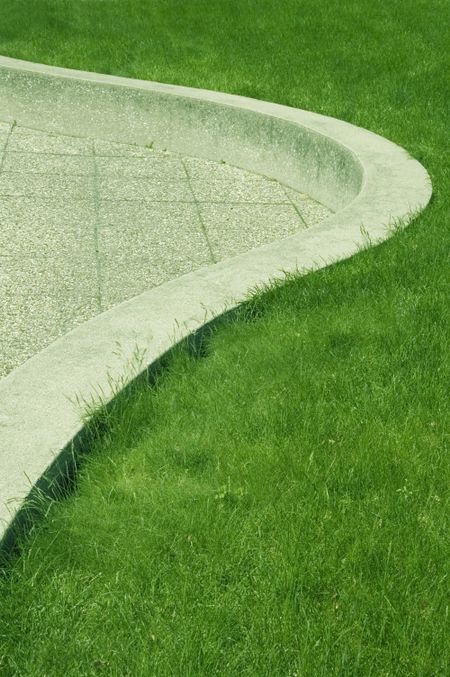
[[0, 123, 330, 378], [0, 56, 431, 548]]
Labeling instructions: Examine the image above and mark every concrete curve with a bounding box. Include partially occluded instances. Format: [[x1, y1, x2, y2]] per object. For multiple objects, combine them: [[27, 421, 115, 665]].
[[0, 55, 432, 548], [0, 121, 334, 378]]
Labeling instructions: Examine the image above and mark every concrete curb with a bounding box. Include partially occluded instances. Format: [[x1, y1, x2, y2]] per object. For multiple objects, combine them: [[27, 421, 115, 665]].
[[0, 55, 432, 549]]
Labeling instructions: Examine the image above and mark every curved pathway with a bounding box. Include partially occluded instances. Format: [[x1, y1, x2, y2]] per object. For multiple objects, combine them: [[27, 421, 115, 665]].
[[0, 56, 431, 548], [0, 121, 331, 377]]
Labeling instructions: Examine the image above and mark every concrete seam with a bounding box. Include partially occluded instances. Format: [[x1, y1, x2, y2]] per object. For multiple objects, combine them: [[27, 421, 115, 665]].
[[280, 184, 309, 228], [0, 170, 96, 178], [180, 157, 218, 265], [0, 120, 16, 173], [0, 193, 296, 206], [6, 150, 92, 159], [91, 141, 104, 313]]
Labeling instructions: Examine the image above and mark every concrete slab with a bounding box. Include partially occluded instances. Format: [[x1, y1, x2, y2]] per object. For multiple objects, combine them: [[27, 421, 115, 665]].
[[0, 254, 99, 378], [97, 212, 213, 282], [0, 172, 97, 199], [94, 139, 164, 158], [0, 197, 95, 256], [3, 151, 95, 176], [188, 173, 291, 203], [8, 127, 94, 155], [183, 156, 271, 181], [96, 175, 193, 202], [199, 203, 307, 260], [96, 199, 197, 229], [95, 155, 186, 180], [99, 255, 172, 310]]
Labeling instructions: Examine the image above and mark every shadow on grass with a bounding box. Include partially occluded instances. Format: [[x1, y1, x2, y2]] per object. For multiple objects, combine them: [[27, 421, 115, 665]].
[[0, 295, 271, 568]]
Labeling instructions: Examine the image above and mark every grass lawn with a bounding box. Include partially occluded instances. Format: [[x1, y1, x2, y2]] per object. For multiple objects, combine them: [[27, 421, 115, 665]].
[[1, 1, 449, 675]]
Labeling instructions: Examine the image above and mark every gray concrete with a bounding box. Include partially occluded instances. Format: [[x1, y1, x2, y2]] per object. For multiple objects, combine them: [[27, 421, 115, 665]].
[[0, 123, 330, 378], [0, 56, 363, 211], [0, 55, 432, 547]]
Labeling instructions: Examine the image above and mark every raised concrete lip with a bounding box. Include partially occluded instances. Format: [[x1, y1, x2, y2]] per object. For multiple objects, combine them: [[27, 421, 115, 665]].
[[0, 55, 432, 549]]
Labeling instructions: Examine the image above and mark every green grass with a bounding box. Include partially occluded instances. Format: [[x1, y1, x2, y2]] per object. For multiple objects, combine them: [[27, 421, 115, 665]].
[[0, 1, 449, 675]]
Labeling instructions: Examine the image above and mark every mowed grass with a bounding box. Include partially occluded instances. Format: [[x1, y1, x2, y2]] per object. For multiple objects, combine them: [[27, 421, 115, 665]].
[[0, 1, 449, 675]]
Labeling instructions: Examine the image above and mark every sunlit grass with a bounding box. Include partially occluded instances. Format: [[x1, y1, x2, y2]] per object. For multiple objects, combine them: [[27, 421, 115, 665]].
[[0, 1, 449, 675]]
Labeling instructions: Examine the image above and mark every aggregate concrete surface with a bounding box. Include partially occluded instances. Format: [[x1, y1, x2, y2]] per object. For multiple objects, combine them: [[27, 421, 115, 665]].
[[0, 120, 332, 378]]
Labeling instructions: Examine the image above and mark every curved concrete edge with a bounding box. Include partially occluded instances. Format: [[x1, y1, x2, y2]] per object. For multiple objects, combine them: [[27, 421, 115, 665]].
[[0, 55, 432, 550], [1, 54, 363, 211]]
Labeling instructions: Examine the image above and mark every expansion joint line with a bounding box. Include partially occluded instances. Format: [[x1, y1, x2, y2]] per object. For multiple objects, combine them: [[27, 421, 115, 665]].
[[91, 142, 104, 313], [281, 184, 308, 229], [0, 120, 16, 175], [180, 157, 218, 265]]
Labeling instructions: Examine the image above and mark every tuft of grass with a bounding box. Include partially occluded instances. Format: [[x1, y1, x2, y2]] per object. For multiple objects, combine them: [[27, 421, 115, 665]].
[[0, 1, 449, 675]]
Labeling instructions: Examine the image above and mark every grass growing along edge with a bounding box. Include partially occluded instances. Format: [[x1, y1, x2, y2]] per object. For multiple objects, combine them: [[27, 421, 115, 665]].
[[0, 1, 449, 675]]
